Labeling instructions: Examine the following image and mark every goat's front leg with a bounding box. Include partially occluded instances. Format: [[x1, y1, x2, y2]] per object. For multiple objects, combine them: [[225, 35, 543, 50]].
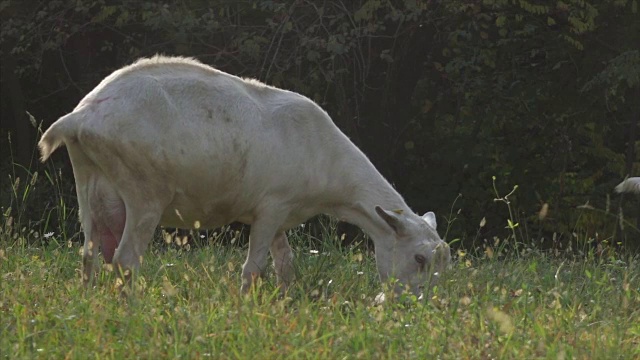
[[111, 204, 161, 291], [270, 231, 294, 292], [242, 215, 283, 293]]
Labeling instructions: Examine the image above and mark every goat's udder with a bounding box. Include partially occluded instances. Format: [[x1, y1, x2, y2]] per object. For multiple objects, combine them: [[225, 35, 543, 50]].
[[100, 227, 120, 264]]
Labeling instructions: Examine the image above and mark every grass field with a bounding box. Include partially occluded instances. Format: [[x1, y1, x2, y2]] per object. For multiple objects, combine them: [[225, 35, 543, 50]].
[[1, 228, 639, 359], [1, 156, 639, 359]]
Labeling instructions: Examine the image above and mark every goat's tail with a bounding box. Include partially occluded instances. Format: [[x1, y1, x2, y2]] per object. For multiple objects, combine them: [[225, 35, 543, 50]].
[[38, 112, 81, 162]]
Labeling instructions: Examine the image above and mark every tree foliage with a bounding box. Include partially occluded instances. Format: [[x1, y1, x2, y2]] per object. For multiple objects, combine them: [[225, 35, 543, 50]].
[[1, 0, 638, 249]]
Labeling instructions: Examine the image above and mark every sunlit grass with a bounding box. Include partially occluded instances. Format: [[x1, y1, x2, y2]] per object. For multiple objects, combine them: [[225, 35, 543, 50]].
[[1, 232, 638, 359], [1, 137, 639, 359]]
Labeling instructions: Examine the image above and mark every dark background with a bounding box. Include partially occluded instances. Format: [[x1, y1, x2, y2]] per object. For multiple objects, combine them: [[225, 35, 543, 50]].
[[1, 0, 638, 251]]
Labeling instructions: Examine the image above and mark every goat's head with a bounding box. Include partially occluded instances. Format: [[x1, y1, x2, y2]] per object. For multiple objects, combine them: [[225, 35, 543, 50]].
[[374, 206, 450, 296]]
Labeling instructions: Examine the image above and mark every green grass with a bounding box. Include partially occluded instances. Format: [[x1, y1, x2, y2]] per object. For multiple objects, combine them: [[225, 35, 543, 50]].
[[1, 139, 639, 359], [1, 232, 639, 359]]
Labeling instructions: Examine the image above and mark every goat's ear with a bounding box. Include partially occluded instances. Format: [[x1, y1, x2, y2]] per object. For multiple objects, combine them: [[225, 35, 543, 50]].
[[422, 211, 437, 229], [375, 206, 405, 234]]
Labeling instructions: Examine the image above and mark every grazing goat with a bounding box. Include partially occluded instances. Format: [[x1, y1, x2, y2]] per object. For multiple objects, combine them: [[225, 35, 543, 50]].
[[615, 177, 640, 194], [39, 55, 450, 295]]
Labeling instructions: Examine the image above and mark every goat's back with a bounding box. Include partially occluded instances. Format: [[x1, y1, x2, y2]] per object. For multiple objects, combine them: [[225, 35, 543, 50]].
[[40, 56, 367, 228]]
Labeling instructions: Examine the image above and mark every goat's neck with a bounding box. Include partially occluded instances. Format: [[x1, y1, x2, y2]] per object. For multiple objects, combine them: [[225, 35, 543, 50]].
[[328, 168, 411, 251]]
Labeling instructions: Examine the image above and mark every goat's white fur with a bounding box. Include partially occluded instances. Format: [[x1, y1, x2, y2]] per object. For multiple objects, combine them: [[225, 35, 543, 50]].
[[615, 177, 640, 194], [39, 55, 450, 294]]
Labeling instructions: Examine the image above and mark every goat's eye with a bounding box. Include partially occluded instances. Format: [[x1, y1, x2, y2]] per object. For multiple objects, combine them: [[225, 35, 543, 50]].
[[414, 254, 426, 270]]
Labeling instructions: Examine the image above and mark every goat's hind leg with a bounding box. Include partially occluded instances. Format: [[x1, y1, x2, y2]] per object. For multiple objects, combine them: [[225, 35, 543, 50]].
[[81, 176, 126, 286], [75, 172, 101, 287], [79, 209, 99, 287], [66, 144, 113, 287]]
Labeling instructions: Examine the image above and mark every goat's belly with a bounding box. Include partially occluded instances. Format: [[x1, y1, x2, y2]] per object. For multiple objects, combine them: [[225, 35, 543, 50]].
[[159, 205, 250, 229], [159, 187, 254, 229]]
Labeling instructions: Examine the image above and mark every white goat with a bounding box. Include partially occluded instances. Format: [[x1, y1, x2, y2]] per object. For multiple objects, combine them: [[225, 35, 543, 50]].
[[39, 55, 450, 295], [615, 177, 640, 194]]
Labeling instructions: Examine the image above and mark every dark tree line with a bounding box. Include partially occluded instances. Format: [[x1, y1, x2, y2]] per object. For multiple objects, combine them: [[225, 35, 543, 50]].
[[1, 0, 638, 250]]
